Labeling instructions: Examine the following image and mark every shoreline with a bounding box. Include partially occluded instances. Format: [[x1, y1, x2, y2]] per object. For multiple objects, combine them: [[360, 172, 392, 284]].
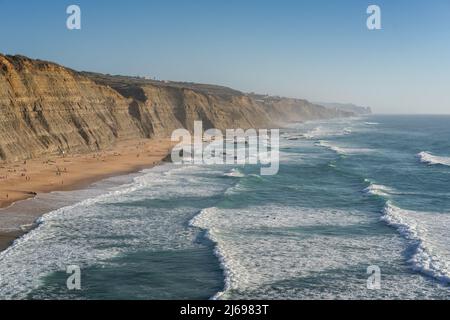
[[0, 138, 174, 252]]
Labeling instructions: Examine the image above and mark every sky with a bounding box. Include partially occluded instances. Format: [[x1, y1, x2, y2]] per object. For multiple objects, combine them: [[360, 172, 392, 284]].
[[1, 0, 449, 114]]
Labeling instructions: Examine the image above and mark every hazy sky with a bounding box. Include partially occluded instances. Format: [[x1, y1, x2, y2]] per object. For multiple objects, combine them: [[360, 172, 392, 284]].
[[1, 0, 449, 114]]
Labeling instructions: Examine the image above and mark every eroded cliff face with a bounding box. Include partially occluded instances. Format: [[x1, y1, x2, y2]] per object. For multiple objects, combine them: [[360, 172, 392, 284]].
[[250, 95, 354, 123], [0, 55, 143, 161], [84, 72, 273, 137], [0, 54, 353, 162]]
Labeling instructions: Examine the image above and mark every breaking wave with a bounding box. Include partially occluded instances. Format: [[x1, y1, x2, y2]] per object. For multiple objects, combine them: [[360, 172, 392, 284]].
[[382, 202, 450, 284], [303, 126, 352, 139], [224, 168, 245, 178], [417, 151, 450, 167], [363, 182, 395, 197]]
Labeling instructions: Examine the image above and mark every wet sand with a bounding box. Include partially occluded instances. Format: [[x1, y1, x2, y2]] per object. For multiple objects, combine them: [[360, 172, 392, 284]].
[[0, 138, 174, 251]]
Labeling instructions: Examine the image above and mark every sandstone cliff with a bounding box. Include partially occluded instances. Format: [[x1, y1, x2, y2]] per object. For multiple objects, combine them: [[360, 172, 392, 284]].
[[250, 94, 353, 123], [0, 54, 353, 161], [82, 72, 273, 137], [0, 55, 143, 161]]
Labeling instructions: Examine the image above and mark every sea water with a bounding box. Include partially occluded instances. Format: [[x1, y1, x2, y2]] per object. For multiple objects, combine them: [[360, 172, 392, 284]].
[[0, 115, 449, 299]]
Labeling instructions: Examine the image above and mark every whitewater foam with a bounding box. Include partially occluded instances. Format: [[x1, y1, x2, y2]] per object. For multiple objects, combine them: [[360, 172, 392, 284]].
[[382, 202, 450, 284], [417, 151, 450, 167], [2, 115, 449, 300], [224, 168, 245, 178], [303, 126, 352, 139], [317, 140, 375, 155], [189, 204, 434, 299], [0, 164, 232, 299], [363, 180, 397, 197]]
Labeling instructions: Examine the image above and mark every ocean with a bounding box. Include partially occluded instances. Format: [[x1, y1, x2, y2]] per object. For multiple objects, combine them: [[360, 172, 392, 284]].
[[0, 115, 449, 299]]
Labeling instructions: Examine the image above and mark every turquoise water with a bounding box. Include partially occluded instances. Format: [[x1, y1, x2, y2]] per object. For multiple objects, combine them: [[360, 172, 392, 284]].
[[0, 115, 449, 299]]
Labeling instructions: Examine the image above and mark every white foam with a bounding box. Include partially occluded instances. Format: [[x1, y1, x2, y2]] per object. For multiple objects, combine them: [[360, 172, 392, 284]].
[[0, 164, 232, 299], [189, 185, 450, 300], [190, 204, 437, 299], [417, 151, 450, 167], [224, 168, 245, 178], [382, 202, 450, 284], [303, 126, 351, 139], [281, 134, 303, 141], [316, 140, 375, 155], [363, 182, 396, 197], [303, 127, 324, 139]]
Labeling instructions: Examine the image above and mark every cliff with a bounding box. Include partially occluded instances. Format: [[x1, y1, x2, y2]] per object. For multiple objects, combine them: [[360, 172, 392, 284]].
[[0, 55, 143, 161], [316, 102, 372, 115], [81, 72, 273, 136], [0, 54, 354, 162], [250, 94, 354, 123]]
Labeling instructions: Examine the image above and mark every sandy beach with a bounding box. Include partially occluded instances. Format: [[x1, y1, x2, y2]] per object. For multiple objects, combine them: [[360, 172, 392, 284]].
[[0, 138, 174, 251]]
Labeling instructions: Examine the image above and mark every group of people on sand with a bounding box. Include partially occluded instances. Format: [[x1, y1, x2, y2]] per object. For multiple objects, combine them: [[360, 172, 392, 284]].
[[0, 161, 71, 203], [55, 167, 68, 175]]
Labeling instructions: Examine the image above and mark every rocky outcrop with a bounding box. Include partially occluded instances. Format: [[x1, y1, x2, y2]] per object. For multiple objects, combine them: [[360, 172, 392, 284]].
[[0, 54, 354, 162]]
